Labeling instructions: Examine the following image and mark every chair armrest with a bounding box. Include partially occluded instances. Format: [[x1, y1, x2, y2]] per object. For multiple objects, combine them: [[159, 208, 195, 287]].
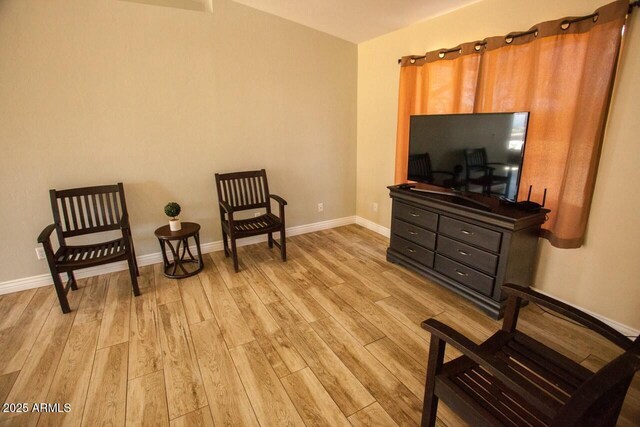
[[422, 318, 557, 416], [219, 201, 234, 214], [502, 284, 633, 349], [270, 194, 288, 206], [37, 224, 57, 244]]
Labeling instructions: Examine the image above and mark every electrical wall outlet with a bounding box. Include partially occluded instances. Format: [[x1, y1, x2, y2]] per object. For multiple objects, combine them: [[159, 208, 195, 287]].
[[317, 202, 324, 212], [35, 247, 46, 260], [373, 202, 378, 212]]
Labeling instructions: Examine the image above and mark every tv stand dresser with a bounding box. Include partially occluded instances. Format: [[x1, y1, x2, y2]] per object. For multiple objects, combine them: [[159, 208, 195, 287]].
[[386, 184, 548, 319]]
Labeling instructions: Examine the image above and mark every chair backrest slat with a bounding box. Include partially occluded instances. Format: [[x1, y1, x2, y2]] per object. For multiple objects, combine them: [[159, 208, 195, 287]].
[[226, 180, 233, 206], [113, 193, 121, 224], [105, 193, 114, 225], [241, 179, 249, 206], [91, 193, 100, 226], [78, 196, 87, 229], [50, 183, 128, 239], [258, 176, 266, 204], [215, 170, 271, 213], [232, 179, 240, 206], [69, 197, 81, 230], [221, 181, 228, 205], [61, 197, 72, 232], [249, 176, 257, 205], [83, 195, 93, 228], [97, 193, 107, 226]]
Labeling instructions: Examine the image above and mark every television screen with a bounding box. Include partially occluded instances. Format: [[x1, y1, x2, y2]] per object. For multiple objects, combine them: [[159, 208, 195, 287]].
[[408, 112, 529, 201]]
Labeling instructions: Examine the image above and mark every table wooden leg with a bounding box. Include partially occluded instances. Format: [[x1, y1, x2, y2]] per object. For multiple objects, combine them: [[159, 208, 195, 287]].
[[185, 237, 196, 261], [159, 239, 170, 268], [195, 232, 203, 270]]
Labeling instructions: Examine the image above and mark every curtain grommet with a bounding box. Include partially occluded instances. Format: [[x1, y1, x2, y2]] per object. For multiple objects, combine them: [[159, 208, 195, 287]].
[[560, 20, 570, 30], [438, 52, 445, 58], [534, 30, 539, 37], [505, 36, 514, 44], [409, 58, 416, 64], [474, 43, 482, 51], [593, 13, 599, 22]]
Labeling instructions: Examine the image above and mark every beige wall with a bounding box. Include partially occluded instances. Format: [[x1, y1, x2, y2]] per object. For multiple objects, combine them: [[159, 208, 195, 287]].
[[357, 0, 640, 330], [0, 0, 357, 282]]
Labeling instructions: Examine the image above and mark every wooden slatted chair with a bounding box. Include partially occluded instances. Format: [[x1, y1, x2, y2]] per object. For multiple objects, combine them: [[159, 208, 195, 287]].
[[421, 283, 640, 427], [214, 169, 287, 272], [37, 183, 140, 313], [464, 147, 512, 197]]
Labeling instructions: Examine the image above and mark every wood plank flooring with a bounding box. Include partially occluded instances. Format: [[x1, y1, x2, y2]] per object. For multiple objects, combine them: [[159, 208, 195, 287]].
[[0, 225, 637, 426]]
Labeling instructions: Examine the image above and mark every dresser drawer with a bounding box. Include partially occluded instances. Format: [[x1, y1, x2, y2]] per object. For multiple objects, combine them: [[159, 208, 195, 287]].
[[438, 216, 502, 252], [434, 255, 495, 297], [392, 218, 436, 250], [390, 235, 435, 268], [393, 202, 438, 231], [437, 235, 498, 275]]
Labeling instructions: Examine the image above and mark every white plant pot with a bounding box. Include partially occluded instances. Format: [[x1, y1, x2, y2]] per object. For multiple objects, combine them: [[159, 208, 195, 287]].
[[169, 219, 182, 231]]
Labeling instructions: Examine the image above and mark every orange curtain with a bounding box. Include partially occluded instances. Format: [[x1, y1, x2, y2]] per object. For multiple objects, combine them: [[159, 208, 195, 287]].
[[395, 0, 628, 248], [394, 45, 481, 184]]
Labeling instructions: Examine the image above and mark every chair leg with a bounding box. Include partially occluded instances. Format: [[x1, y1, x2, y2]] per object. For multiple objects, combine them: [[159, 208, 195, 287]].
[[67, 271, 78, 291], [422, 336, 446, 427], [129, 233, 140, 276], [222, 229, 230, 257], [280, 228, 287, 262], [127, 251, 141, 297], [268, 232, 274, 248], [52, 272, 71, 314], [231, 237, 239, 272]]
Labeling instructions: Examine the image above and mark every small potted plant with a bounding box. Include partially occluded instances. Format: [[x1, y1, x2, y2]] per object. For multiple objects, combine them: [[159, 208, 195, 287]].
[[164, 202, 182, 231]]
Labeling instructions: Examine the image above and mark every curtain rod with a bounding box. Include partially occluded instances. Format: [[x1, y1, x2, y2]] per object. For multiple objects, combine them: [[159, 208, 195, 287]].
[[397, 1, 639, 64]]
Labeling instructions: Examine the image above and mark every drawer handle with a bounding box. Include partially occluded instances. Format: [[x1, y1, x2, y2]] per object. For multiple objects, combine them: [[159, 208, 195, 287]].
[[409, 212, 420, 217], [406, 247, 416, 253], [460, 229, 473, 235], [457, 249, 470, 256], [455, 269, 468, 277], [408, 230, 418, 235]]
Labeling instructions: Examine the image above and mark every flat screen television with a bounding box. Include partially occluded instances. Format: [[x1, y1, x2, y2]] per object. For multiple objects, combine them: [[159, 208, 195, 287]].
[[407, 112, 529, 201]]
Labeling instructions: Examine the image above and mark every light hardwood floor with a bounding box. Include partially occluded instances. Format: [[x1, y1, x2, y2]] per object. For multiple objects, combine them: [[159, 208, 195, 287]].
[[0, 225, 637, 426]]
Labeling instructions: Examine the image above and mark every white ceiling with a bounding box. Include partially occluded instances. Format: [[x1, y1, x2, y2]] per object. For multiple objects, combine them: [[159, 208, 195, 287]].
[[231, 0, 480, 43]]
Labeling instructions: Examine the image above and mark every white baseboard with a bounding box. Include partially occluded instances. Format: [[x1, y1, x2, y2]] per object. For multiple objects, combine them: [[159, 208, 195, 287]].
[[531, 287, 639, 339], [0, 215, 357, 296], [355, 216, 390, 237], [6, 213, 637, 339]]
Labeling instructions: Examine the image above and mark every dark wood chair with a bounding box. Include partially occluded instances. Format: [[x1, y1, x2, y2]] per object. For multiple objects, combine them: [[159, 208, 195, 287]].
[[214, 169, 287, 272], [37, 183, 140, 313], [464, 147, 512, 196], [422, 284, 640, 427]]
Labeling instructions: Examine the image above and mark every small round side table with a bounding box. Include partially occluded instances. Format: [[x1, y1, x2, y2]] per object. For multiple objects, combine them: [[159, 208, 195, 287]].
[[154, 222, 204, 279]]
